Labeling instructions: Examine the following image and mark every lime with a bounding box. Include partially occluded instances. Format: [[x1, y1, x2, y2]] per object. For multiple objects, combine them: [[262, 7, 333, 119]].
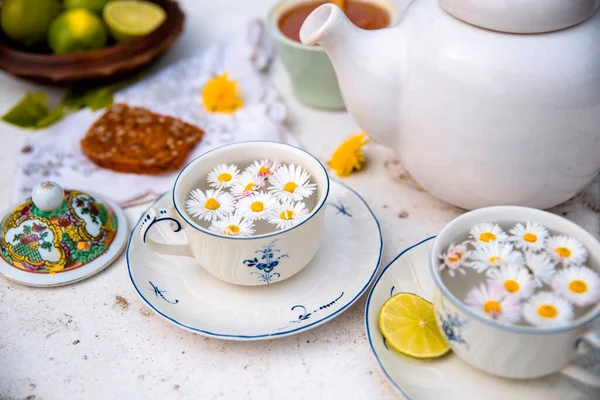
[[0, 0, 61, 47], [48, 9, 107, 54], [378, 292, 451, 359], [64, 0, 111, 14], [103, 0, 166, 42]]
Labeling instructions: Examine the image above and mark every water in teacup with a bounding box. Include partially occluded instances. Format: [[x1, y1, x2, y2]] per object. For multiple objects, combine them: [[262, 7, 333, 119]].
[[438, 221, 599, 328], [188, 160, 319, 237]]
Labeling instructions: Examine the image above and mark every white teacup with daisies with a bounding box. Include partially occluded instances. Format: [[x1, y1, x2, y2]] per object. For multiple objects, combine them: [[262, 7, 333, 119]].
[[430, 206, 600, 382], [186, 159, 317, 237]]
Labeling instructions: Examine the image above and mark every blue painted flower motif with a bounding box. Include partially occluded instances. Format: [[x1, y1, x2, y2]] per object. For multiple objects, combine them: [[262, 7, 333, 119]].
[[277, 292, 345, 330], [437, 299, 469, 349], [327, 202, 352, 217], [148, 281, 179, 304], [243, 240, 289, 284]]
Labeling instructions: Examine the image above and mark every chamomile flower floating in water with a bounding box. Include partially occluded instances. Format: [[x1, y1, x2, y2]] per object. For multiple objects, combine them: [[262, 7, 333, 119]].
[[545, 235, 588, 266], [524, 251, 556, 288], [246, 159, 280, 179], [268, 164, 317, 202], [209, 212, 255, 237], [487, 264, 534, 299], [469, 223, 508, 246], [467, 242, 524, 273], [268, 200, 310, 230], [207, 164, 239, 189], [230, 171, 264, 199], [186, 189, 235, 222], [523, 292, 574, 328], [437, 242, 469, 277], [551, 266, 600, 307], [464, 283, 521, 324], [509, 221, 548, 252], [236, 191, 278, 220]]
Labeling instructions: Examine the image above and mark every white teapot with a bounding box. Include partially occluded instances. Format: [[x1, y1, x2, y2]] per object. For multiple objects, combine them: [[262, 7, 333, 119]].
[[300, 0, 600, 210]]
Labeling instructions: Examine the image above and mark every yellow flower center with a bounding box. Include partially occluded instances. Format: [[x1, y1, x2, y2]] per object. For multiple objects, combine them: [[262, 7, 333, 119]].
[[258, 166, 270, 175], [489, 256, 501, 264], [328, 133, 370, 177], [205, 198, 219, 211], [479, 232, 497, 242], [555, 247, 572, 258], [504, 279, 520, 293], [225, 225, 240, 236], [250, 201, 264, 212], [537, 304, 558, 319], [523, 233, 537, 243], [244, 182, 254, 191], [569, 279, 588, 294], [218, 172, 232, 182], [280, 210, 295, 220], [448, 254, 460, 263], [202, 73, 244, 114], [483, 300, 502, 315], [283, 182, 298, 193]]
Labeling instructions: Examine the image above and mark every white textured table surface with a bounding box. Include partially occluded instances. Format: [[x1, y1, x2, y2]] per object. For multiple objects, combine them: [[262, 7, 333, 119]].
[[1, 1, 598, 399]]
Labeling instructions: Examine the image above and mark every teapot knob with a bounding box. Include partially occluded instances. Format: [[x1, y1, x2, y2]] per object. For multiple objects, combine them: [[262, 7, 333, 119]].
[[32, 181, 65, 212]]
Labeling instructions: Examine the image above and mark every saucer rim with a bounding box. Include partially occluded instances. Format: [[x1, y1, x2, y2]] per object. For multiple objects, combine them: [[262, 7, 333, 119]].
[[127, 180, 382, 340], [364, 236, 436, 399]]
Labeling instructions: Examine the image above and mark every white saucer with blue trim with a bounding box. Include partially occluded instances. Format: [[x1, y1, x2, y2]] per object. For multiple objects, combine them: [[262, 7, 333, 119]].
[[365, 237, 600, 400], [128, 180, 381, 340]]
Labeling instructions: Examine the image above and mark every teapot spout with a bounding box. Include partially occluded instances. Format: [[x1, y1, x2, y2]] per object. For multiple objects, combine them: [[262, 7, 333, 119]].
[[300, 4, 403, 148]]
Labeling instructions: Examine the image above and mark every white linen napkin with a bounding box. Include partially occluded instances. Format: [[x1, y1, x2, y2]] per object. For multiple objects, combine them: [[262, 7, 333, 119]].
[[14, 20, 296, 207]]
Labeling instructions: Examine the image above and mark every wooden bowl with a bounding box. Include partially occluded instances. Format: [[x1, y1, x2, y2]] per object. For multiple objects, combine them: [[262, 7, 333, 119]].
[[0, 0, 184, 86]]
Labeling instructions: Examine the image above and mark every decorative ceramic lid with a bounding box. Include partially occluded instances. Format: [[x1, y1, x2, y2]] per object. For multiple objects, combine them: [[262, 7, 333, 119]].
[[0, 181, 128, 287], [440, 0, 600, 33]]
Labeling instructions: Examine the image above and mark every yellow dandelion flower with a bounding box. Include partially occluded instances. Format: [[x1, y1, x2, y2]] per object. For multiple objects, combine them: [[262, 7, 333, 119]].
[[328, 133, 370, 177], [201, 73, 244, 113]]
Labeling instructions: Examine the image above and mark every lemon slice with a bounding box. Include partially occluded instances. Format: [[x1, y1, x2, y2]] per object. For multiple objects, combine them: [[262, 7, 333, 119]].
[[103, 0, 166, 42], [378, 292, 450, 359]]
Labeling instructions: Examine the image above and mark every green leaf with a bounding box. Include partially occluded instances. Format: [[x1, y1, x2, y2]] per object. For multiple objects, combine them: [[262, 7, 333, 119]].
[[37, 107, 67, 129], [84, 88, 114, 111], [1, 92, 50, 128]]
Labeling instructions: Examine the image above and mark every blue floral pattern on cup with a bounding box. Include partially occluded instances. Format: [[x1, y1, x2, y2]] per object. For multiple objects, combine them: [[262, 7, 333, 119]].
[[437, 298, 469, 349], [243, 240, 289, 284]]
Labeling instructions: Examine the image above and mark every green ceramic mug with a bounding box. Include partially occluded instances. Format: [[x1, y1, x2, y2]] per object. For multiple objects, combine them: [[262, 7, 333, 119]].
[[267, 0, 399, 110]]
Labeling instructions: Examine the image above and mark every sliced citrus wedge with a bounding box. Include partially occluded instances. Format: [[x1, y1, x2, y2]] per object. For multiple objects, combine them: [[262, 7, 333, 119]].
[[378, 292, 450, 359], [103, 0, 166, 42]]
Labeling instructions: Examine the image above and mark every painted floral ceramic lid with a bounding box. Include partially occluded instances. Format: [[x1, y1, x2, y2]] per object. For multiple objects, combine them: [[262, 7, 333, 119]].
[[0, 181, 128, 286]]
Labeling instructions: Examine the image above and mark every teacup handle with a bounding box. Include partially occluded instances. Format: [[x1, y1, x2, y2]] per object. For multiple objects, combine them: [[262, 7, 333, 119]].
[[139, 207, 194, 258], [560, 330, 600, 388]]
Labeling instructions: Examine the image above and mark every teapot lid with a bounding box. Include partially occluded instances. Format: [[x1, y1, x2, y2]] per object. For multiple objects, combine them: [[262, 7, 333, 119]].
[[440, 0, 599, 33], [0, 181, 128, 287]]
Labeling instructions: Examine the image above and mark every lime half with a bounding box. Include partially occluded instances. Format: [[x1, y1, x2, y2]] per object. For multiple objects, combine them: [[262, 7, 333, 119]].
[[103, 0, 166, 42], [378, 292, 450, 359]]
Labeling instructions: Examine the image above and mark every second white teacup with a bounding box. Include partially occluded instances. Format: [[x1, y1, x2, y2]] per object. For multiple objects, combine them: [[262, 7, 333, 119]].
[[139, 141, 330, 286]]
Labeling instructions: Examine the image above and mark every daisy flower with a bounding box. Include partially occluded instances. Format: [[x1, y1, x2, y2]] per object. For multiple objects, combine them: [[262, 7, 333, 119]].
[[469, 222, 508, 246], [523, 292, 574, 328], [207, 164, 239, 189], [509, 221, 549, 252], [268, 164, 317, 202], [551, 266, 600, 307], [524, 251, 556, 287], [437, 242, 470, 277], [466, 242, 524, 273], [209, 212, 255, 237], [268, 200, 310, 230], [236, 191, 278, 220], [545, 235, 588, 266], [230, 171, 264, 199], [487, 264, 534, 299], [186, 189, 235, 222], [464, 283, 521, 324], [246, 159, 281, 179]]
